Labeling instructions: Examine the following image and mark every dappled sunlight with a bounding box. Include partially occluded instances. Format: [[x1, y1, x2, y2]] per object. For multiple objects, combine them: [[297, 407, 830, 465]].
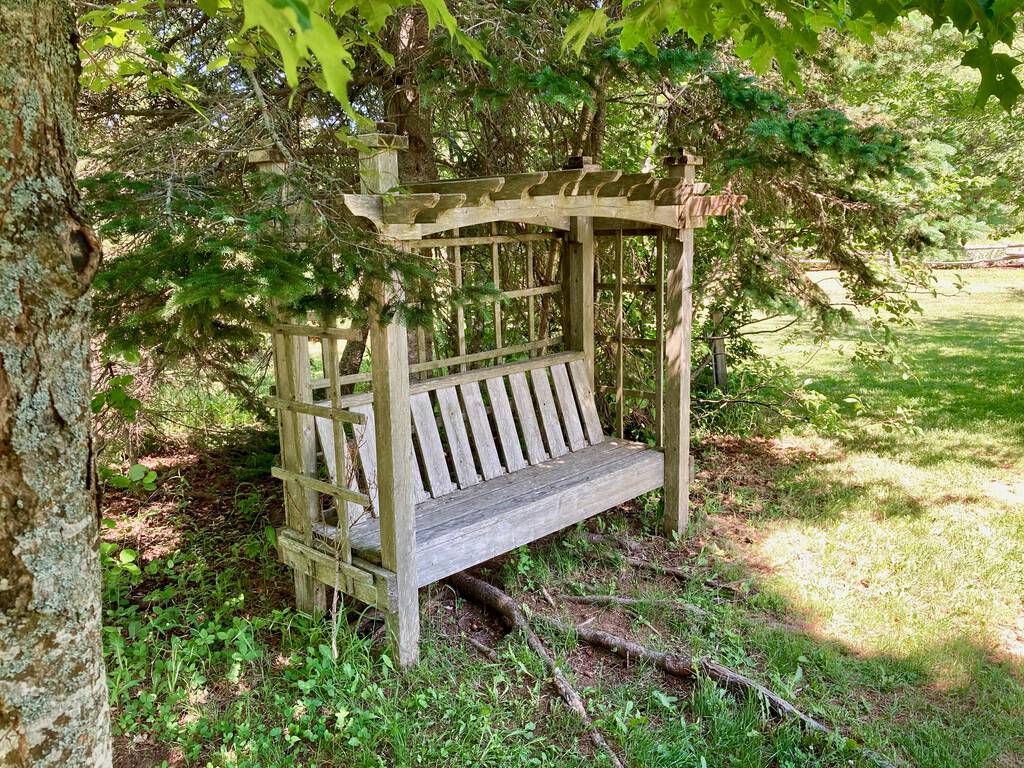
[[708, 271, 1024, 758]]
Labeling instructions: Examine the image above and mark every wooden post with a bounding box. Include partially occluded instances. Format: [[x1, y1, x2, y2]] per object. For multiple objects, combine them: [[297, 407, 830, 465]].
[[564, 214, 595, 385], [369, 289, 419, 667], [357, 121, 408, 194], [562, 157, 598, 386], [711, 310, 728, 391], [357, 124, 420, 667], [614, 229, 624, 438], [661, 150, 700, 538], [250, 147, 327, 611]]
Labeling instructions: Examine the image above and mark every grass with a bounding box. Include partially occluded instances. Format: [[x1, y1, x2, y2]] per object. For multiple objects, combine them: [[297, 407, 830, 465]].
[[744, 269, 1024, 765], [102, 270, 1023, 767]]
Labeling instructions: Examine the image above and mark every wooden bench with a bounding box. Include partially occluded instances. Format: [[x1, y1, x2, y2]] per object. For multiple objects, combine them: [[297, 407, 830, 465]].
[[311, 351, 664, 587]]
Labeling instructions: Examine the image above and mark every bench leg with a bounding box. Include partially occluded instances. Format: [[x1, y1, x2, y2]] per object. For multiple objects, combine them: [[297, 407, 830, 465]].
[[293, 572, 327, 614], [384, 581, 420, 668]]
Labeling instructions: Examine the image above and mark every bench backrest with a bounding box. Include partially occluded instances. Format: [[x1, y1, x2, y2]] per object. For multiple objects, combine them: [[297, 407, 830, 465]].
[[314, 353, 604, 513]]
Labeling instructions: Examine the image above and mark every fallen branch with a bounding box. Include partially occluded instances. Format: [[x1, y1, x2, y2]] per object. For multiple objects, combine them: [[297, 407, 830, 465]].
[[582, 532, 643, 554], [560, 593, 708, 618], [462, 633, 499, 662], [447, 572, 625, 768], [624, 556, 746, 596], [539, 616, 896, 768]]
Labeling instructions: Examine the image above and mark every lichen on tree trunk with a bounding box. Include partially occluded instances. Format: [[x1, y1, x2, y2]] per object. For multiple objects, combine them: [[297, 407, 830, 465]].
[[0, 1, 112, 765]]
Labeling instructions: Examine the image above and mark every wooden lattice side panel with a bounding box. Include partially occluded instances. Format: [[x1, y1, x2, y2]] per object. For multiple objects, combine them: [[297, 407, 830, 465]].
[[268, 323, 388, 609], [593, 231, 667, 445]]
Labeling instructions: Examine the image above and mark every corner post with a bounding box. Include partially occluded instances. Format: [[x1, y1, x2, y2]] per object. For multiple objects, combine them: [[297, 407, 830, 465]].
[[358, 125, 420, 667], [249, 148, 326, 612], [563, 155, 599, 387], [662, 150, 701, 538]]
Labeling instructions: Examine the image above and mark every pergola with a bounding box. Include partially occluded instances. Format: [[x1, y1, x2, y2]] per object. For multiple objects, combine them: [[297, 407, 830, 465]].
[[263, 123, 745, 667]]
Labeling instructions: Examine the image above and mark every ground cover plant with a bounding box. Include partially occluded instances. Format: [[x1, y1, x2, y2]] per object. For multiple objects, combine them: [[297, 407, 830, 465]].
[[100, 269, 1024, 767]]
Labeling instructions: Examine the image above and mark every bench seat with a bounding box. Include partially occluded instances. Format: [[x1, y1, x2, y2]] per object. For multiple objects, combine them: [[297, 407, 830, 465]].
[[325, 438, 662, 587], [310, 352, 664, 588]]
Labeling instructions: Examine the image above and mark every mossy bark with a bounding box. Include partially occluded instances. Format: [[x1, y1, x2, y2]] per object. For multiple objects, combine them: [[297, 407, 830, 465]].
[[0, 1, 112, 765]]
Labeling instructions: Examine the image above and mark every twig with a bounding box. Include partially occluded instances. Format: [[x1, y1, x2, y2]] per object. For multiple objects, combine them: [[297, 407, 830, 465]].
[[540, 586, 557, 609], [625, 556, 746, 596], [540, 616, 898, 768], [463, 633, 499, 662], [447, 573, 625, 768], [560, 593, 708, 618]]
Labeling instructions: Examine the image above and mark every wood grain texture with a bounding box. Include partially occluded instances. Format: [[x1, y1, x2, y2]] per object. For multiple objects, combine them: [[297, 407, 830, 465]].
[[337, 440, 663, 586], [550, 363, 586, 451], [436, 386, 480, 488], [663, 228, 693, 537], [460, 381, 504, 480], [568, 358, 604, 444], [410, 392, 456, 497], [486, 376, 528, 472], [508, 372, 548, 465], [530, 367, 568, 457], [351, 404, 380, 512]]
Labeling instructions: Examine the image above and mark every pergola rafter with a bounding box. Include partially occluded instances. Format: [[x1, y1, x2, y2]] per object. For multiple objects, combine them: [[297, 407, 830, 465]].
[[343, 165, 743, 238]]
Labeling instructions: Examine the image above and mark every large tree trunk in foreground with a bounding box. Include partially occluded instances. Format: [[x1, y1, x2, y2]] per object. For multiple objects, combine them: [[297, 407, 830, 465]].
[[0, 1, 112, 765]]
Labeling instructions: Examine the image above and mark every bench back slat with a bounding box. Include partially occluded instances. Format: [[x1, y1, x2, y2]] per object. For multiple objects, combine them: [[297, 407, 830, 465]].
[[568, 358, 604, 444], [550, 363, 586, 451], [530, 367, 568, 458], [459, 381, 505, 480], [351, 404, 381, 512], [411, 392, 457, 497], [508, 372, 548, 465], [486, 376, 529, 472], [313, 415, 364, 520], [436, 386, 481, 488], [314, 354, 610, 514]]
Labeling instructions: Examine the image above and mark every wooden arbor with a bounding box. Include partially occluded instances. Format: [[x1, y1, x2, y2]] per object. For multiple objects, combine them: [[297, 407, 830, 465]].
[[269, 124, 744, 667]]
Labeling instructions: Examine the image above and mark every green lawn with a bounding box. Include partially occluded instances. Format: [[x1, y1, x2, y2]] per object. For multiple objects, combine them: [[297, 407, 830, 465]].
[[741, 269, 1024, 766], [103, 270, 1024, 767]]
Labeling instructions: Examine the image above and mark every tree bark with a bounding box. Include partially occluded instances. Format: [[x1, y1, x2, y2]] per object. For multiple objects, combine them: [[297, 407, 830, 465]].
[[0, 2, 112, 765], [387, 7, 438, 184]]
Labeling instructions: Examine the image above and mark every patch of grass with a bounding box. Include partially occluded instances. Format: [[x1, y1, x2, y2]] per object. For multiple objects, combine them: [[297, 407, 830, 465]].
[[739, 269, 1024, 766]]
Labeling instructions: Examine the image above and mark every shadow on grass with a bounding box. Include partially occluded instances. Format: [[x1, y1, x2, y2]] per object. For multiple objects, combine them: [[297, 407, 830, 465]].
[[683, 434, 1024, 767], [806, 313, 1024, 469]]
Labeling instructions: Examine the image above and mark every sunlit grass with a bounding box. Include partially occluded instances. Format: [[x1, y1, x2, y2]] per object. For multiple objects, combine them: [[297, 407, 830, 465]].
[[745, 269, 1024, 765]]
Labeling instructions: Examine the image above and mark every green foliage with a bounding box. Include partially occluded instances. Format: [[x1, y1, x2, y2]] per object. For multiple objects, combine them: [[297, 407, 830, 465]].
[[100, 463, 159, 493], [819, 14, 1024, 250], [564, 0, 1024, 110], [79, 0, 484, 117], [91, 374, 141, 422]]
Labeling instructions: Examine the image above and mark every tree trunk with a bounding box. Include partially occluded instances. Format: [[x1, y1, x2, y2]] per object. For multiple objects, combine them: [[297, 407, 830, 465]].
[[0, 2, 112, 766], [387, 7, 438, 184]]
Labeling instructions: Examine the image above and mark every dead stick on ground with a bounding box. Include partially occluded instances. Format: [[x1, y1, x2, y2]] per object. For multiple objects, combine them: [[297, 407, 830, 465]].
[[625, 556, 744, 595], [539, 616, 897, 768], [463, 633, 499, 662], [448, 572, 625, 768], [560, 593, 708, 617]]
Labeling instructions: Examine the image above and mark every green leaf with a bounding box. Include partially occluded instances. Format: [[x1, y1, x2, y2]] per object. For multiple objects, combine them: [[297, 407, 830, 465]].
[[127, 463, 147, 482], [119, 548, 138, 564], [563, 9, 610, 56], [206, 54, 230, 71]]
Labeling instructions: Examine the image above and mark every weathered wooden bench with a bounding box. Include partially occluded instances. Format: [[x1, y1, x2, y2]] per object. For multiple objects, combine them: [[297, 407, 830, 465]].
[[310, 351, 663, 587]]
